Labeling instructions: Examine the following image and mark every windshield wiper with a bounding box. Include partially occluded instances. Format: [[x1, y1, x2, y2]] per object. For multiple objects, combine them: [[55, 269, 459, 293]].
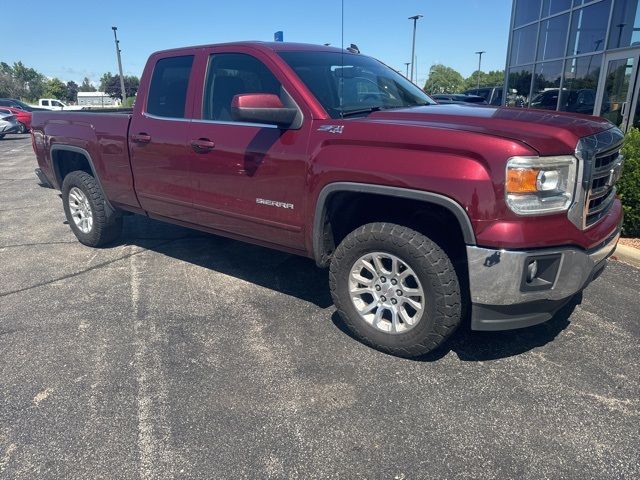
[[340, 106, 382, 118]]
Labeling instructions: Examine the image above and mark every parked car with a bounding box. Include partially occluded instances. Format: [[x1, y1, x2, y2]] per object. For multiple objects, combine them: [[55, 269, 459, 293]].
[[0, 111, 21, 138], [565, 89, 596, 114], [32, 42, 623, 358], [0, 106, 31, 133], [431, 94, 487, 105], [37, 98, 83, 111], [530, 89, 560, 110], [0, 98, 49, 112], [463, 86, 503, 106], [530, 88, 596, 115]]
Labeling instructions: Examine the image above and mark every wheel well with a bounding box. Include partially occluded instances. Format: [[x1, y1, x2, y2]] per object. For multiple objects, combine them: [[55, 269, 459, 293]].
[[52, 149, 93, 186], [321, 191, 469, 270]]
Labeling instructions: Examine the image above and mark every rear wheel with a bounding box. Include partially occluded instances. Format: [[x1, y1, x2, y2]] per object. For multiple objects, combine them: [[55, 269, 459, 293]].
[[17, 123, 27, 134], [62, 171, 122, 247], [329, 222, 462, 358]]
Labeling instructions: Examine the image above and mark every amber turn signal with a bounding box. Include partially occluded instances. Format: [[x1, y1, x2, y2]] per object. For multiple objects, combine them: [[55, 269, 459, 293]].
[[506, 168, 540, 193]]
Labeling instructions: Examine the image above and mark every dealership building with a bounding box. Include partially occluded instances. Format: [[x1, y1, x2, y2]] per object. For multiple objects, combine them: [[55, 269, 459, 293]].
[[505, 0, 640, 131]]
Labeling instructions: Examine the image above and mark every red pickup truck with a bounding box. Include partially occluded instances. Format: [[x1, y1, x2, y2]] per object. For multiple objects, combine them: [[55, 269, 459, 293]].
[[31, 42, 624, 357]]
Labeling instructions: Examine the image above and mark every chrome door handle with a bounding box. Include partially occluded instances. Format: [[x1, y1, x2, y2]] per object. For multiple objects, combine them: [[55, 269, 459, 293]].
[[131, 133, 151, 144], [190, 138, 215, 153]]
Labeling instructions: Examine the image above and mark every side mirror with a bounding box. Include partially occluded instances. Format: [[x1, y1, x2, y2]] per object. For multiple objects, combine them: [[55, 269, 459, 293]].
[[231, 94, 297, 127]]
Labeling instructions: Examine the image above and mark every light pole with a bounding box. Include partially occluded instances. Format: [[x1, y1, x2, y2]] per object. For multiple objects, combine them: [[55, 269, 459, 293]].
[[111, 27, 127, 106], [408, 14, 423, 83], [404, 62, 411, 79], [475, 50, 486, 89]]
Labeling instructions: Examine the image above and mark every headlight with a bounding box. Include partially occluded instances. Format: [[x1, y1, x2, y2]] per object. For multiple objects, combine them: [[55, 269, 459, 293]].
[[505, 155, 577, 215]]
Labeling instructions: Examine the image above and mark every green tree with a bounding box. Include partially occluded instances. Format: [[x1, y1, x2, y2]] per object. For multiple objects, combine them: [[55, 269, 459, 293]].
[[423, 64, 465, 94], [43, 77, 67, 100], [620, 128, 640, 236], [100, 72, 139, 100], [65, 81, 79, 103], [0, 67, 19, 98], [463, 70, 505, 91], [0, 61, 46, 101], [10, 61, 46, 101], [78, 76, 97, 92]]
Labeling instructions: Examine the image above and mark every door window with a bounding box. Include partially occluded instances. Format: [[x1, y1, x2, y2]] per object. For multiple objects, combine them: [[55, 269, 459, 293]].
[[146, 55, 194, 118], [202, 53, 282, 122], [42, 100, 49, 106]]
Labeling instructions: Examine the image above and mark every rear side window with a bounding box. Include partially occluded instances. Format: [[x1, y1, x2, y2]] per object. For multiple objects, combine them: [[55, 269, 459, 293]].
[[202, 53, 282, 121], [147, 55, 194, 118]]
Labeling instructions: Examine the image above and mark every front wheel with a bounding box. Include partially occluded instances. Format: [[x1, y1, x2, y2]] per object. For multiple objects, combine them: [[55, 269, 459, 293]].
[[17, 123, 27, 134], [62, 171, 122, 247], [329, 223, 462, 358]]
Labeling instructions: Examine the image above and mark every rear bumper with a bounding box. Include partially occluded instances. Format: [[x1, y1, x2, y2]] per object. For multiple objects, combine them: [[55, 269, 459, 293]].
[[467, 226, 620, 331]]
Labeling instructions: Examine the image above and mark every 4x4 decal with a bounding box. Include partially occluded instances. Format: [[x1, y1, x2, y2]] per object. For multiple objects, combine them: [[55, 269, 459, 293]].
[[317, 125, 344, 134]]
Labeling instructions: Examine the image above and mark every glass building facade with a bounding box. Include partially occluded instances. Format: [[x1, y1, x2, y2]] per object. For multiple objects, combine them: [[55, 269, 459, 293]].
[[505, 0, 640, 131]]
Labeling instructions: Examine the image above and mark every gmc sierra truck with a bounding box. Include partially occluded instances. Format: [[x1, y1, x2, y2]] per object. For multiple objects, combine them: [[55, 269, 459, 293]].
[[31, 42, 624, 358]]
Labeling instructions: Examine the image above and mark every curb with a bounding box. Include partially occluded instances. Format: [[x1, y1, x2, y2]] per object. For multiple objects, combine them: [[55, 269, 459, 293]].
[[613, 243, 640, 269]]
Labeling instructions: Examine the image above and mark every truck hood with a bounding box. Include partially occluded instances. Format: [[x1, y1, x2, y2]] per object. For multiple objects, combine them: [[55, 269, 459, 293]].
[[364, 104, 615, 155]]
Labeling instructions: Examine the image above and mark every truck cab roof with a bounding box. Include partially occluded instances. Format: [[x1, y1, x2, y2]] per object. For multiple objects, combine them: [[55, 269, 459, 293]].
[[151, 41, 347, 57]]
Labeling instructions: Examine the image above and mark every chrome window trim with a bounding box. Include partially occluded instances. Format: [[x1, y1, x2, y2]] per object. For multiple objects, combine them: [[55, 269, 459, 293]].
[[192, 118, 279, 129], [142, 112, 192, 123], [142, 111, 283, 129]]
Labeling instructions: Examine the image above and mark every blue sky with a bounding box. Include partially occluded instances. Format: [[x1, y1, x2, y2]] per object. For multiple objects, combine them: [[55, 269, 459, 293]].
[[4, 0, 512, 87]]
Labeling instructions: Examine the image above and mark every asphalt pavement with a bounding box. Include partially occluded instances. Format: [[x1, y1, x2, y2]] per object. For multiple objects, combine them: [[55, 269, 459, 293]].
[[1, 134, 639, 479]]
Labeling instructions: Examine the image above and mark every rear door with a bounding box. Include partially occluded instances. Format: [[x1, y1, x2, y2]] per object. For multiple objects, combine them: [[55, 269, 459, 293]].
[[183, 47, 311, 250], [129, 53, 197, 220]]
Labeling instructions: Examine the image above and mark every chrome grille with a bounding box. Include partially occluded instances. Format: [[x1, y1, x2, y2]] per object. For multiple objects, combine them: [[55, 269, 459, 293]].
[[585, 147, 623, 227], [570, 128, 624, 230]]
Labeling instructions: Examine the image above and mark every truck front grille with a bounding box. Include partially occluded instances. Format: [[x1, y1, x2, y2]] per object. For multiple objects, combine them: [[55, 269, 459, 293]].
[[585, 148, 622, 227], [572, 128, 625, 230]]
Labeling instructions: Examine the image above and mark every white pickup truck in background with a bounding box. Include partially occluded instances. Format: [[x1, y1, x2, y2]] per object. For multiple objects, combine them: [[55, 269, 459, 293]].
[[35, 98, 83, 110]]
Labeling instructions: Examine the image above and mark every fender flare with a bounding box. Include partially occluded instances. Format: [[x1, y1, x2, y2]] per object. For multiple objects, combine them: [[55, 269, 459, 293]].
[[50, 144, 116, 214], [313, 182, 476, 266]]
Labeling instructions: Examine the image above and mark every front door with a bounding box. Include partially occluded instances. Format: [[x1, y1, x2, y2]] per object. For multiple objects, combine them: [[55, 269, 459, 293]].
[[184, 49, 310, 250], [595, 50, 640, 131]]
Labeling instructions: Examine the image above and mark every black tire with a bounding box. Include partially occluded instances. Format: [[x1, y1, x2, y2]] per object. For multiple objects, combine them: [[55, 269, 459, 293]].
[[0, 134, 5, 140], [329, 222, 462, 358], [62, 170, 122, 247], [17, 123, 27, 134]]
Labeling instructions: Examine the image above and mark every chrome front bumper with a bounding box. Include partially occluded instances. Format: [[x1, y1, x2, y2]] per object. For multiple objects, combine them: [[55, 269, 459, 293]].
[[466, 228, 620, 330]]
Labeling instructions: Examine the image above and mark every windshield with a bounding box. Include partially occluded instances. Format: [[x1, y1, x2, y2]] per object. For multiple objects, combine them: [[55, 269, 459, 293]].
[[278, 51, 434, 118]]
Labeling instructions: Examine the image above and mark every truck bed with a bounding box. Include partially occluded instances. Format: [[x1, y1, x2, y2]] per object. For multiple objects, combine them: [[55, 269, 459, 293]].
[[31, 110, 138, 209]]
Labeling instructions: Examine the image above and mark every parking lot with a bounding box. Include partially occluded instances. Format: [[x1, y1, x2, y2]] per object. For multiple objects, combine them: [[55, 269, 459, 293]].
[[0, 133, 638, 479]]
